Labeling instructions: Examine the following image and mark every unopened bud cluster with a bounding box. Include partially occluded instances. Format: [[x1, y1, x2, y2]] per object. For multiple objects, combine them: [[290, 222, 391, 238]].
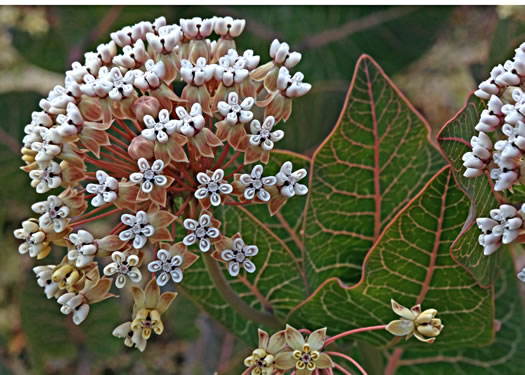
[[14, 15, 310, 351]]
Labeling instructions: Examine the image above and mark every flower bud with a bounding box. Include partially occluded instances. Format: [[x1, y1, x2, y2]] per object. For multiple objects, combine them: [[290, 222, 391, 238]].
[[132, 96, 161, 121], [128, 135, 155, 160]]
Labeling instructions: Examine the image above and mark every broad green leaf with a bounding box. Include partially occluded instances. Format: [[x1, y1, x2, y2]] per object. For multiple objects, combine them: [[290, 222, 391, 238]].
[[437, 94, 502, 287], [389, 251, 522, 374], [19, 274, 77, 369], [179, 180, 307, 344], [304, 55, 445, 289], [288, 167, 494, 350]]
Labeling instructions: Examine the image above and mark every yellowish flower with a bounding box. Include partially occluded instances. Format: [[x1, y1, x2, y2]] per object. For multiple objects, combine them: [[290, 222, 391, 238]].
[[244, 328, 286, 375], [274, 325, 334, 375], [385, 299, 444, 344], [129, 278, 177, 347]]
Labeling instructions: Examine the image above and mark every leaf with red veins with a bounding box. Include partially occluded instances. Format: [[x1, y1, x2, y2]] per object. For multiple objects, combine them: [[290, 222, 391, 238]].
[[437, 94, 503, 287], [304, 55, 445, 289], [388, 252, 523, 374], [288, 167, 494, 350]]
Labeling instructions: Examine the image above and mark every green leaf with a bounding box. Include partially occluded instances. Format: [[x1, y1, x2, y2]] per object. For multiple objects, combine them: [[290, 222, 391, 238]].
[[288, 167, 494, 350], [390, 250, 522, 374], [19, 274, 77, 369], [304, 55, 445, 289], [179, 174, 308, 343], [437, 94, 502, 287]]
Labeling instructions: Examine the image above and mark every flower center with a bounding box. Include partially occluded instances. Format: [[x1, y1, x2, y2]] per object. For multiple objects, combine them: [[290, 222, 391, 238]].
[[208, 182, 219, 192], [132, 224, 143, 234], [144, 170, 155, 180], [301, 353, 312, 363], [196, 227, 207, 238], [252, 179, 263, 190], [235, 252, 246, 262], [259, 129, 270, 139]]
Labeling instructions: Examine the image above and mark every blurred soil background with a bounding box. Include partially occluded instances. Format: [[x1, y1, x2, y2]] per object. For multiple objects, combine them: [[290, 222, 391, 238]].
[[0, 5, 523, 374]]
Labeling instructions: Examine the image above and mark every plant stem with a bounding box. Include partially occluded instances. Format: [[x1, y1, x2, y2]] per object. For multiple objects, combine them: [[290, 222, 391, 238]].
[[326, 351, 367, 375], [201, 251, 282, 329], [323, 325, 386, 346]]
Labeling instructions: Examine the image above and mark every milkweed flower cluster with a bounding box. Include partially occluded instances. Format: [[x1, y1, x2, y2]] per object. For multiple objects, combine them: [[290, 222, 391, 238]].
[[14, 15, 310, 351], [466, 42, 525, 270]]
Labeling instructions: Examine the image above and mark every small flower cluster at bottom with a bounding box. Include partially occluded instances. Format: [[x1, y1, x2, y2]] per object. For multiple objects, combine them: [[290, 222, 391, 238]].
[[243, 299, 443, 374]]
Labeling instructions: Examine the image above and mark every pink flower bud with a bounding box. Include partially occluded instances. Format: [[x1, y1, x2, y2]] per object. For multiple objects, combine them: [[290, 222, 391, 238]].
[[132, 96, 161, 121]]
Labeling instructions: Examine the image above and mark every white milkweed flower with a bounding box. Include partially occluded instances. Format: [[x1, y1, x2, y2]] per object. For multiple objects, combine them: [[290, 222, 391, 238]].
[[31, 195, 70, 233], [119, 211, 154, 249], [146, 25, 182, 54], [130, 158, 168, 194], [214, 16, 246, 38], [477, 204, 523, 255], [462, 132, 492, 178], [217, 92, 254, 125], [81, 66, 115, 98], [239, 164, 277, 202], [56, 102, 84, 137], [180, 17, 214, 39], [31, 127, 62, 163], [183, 213, 220, 252], [29, 160, 62, 193], [14, 220, 48, 258], [103, 251, 142, 288], [227, 48, 260, 71], [106, 67, 136, 101], [221, 236, 258, 277], [174, 103, 205, 137], [501, 88, 525, 125], [57, 292, 90, 325], [277, 67, 311, 98], [180, 57, 215, 86], [215, 54, 249, 87], [40, 81, 81, 115], [34, 265, 62, 299], [490, 153, 519, 191], [249, 116, 284, 151], [147, 249, 183, 286], [66, 61, 89, 84], [494, 60, 522, 87], [194, 169, 233, 207], [269, 39, 302, 68], [494, 121, 525, 158], [112, 39, 149, 70], [67, 230, 97, 268], [276, 161, 309, 198], [133, 59, 165, 90], [518, 267, 525, 282], [86, 170, 119, 207], [474, 64, 506, 100], [142, 109, 177, 143], [475, 95, 504, 132]]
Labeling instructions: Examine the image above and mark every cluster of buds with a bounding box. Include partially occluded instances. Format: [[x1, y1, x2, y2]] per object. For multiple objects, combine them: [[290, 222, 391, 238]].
[[467, 42, 525, 278], [15, 15, 310, 351]]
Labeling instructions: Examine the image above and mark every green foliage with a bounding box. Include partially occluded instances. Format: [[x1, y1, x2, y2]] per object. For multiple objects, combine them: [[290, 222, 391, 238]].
[[289, 167, 494, 350], [303, 55, 445, 289], [393, 251, 523, 374], [437, 94, 502, 287]]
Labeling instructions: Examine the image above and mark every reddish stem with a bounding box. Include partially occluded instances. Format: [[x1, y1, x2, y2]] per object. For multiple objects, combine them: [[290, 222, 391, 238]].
[[73, 203, 111, 222], [213, 143, 230, 170], [72, 207, 123, 227], [225, 163, 245, 180], [327, 352, 367, 375], [323, 325, 386, 347], [222, 151, 242, 170], [334, 363, 353, 375]]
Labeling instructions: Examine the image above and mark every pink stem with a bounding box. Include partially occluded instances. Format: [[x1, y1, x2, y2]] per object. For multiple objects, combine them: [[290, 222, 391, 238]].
[[334, 363, 353, 375], [242, 366, 254, 375], [327, 352, 366, 375], [323, 325, 386, 347]]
